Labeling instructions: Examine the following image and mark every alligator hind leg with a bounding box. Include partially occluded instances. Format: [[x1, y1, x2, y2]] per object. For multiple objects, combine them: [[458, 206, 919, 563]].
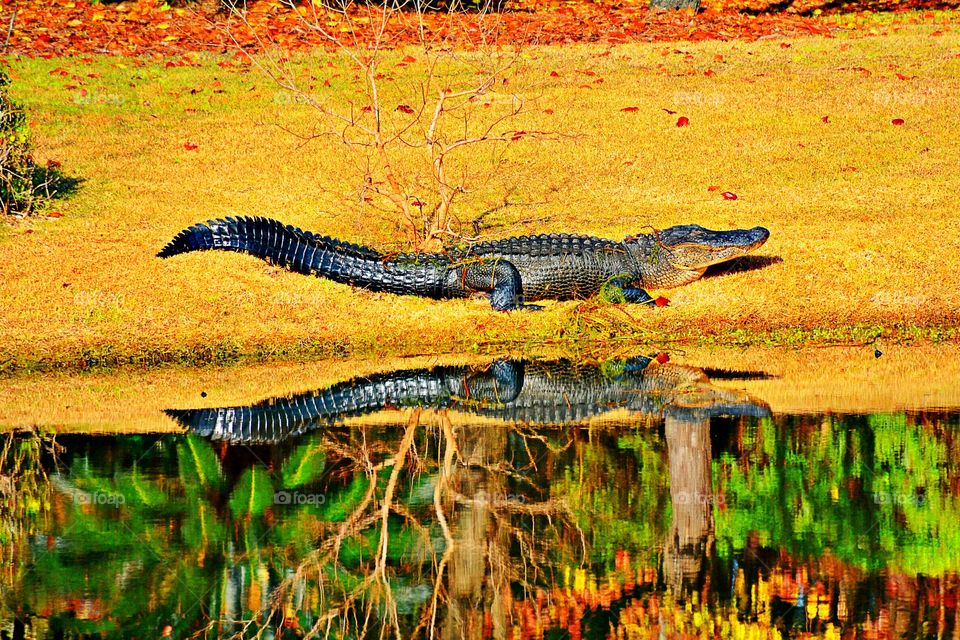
[[461, 260, 541, 312]]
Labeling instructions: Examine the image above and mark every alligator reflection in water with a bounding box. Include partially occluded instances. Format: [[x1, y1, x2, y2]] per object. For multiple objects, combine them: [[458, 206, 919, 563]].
[[164, 356, 772, 638], [3, 359, 960, 640], [164, 356, 772, 442]]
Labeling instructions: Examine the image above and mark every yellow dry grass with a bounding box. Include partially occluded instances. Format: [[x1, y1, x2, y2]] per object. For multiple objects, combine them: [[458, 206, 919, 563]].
[[2, 22, 960, 370], [3, 345, 958, 432]]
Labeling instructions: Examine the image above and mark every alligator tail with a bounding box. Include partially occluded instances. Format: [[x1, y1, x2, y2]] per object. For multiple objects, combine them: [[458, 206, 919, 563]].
[[158, 216, 448, 298], [164, 367, 470, 444]]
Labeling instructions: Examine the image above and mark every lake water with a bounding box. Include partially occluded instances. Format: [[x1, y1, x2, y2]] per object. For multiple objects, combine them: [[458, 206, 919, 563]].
[[1, 348, 959, 639]]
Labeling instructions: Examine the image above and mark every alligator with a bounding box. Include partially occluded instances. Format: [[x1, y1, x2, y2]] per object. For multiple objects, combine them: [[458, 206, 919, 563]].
[[165, 356, 772, 444], [158, 217, 769, 311]]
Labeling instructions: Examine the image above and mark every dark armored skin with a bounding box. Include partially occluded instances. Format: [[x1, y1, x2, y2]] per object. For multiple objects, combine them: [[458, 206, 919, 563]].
[[165, 357, 772, 445], [158, 217, 769, 311]]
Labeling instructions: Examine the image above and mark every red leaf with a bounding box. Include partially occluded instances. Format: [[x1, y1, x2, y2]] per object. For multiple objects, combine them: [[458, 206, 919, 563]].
[[396, 104, 414, 114], [410, 200, 425, 206], [46, 211, 64, 218], [722, 191, 738, 200], [511, 130, 526, 141], [707, 185, 720, 192], [543, 108, 554, 115], [361, 106, 372, 113], [676, 116, 690, 127], [550, 71, 559, 77], [891, 118, 905, 125], [654, 297, 670, 308], [655, 352, 670, 363], [822, 115, 830, 123], [183, 141, 198, 150], [49, 67, 69, 76], [779, 42, 791, 49], [46, 159, 62, 169], [620, 106, 639, 112], [704, 69, 715, 77], [402, 55, 416, 63]]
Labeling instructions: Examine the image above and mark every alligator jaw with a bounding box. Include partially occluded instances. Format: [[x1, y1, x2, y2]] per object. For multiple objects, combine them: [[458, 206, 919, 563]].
[[659, 225, 770, 270]]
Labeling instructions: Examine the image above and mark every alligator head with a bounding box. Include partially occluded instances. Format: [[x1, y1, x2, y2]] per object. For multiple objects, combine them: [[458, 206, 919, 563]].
[[631, 224, 770, 289]]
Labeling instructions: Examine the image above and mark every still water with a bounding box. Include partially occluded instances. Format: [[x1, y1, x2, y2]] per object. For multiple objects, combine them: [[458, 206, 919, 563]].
[[1, 353, 959, 639]]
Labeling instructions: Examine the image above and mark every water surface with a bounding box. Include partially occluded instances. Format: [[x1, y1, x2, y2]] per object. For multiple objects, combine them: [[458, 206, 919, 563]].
[[2, 351, 959, 639]]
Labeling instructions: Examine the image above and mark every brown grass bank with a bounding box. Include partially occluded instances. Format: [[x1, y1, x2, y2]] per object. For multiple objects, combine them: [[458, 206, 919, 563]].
[[2, 24, 959, 371]]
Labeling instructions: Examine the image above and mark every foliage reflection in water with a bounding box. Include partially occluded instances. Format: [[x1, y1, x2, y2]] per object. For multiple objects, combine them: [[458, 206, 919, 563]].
[[1, 356, 958, 640]]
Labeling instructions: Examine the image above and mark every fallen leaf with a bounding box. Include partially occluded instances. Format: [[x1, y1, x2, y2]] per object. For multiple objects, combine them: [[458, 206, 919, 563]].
[[620, 106, 639, 112], [655, 352, 670, 363], [183, 141, 198, 150], [891, 118, 905, 125], [707, 185, 720, 192], [396, 104, 414, 114], [722, 191, 738, 200], [655, 297, 670, 308], [676, 116, 690, 127], [46, 211, 64, 218], [822, 115, 830, 123]]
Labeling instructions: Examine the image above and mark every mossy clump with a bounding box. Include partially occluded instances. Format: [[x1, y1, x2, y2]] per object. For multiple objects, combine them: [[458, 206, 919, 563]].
[[1, 68, 40, 217]]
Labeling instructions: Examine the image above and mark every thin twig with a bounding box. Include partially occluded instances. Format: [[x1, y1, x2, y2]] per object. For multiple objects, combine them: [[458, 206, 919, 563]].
[[4, 9, 17, 49]]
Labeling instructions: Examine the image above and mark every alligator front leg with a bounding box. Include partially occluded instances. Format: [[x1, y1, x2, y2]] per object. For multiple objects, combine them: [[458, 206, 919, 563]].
[[461, 259, 542, 312], [601, 277, 657, 306]]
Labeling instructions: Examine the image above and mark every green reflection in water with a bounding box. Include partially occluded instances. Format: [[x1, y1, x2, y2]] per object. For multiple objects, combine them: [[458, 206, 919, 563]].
[[1, 411, 959, 638]]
